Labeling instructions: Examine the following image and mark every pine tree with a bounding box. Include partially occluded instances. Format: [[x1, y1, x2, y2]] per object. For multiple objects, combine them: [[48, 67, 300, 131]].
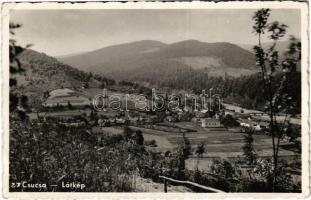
[[135, 130, 144, 145], [176, 133, 192, 178], [242, 128, 257, 165], [9, 23, 31, 120], [195, 142, 205, 158]]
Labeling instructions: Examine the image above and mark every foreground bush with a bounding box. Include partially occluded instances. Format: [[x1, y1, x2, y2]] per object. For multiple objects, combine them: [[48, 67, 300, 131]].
[[9, 119, 141, 192]]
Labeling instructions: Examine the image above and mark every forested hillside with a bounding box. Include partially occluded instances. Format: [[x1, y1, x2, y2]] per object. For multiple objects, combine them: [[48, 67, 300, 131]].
[[160, 71, 301, 113], [20, 41, 300, 113], [58, 40, 258, 81], [13, 49, 114, 108]]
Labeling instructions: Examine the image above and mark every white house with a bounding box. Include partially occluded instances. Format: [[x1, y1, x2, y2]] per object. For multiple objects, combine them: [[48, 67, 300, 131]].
[[201, 118, 221, 128], [239, 120, 263, 132]]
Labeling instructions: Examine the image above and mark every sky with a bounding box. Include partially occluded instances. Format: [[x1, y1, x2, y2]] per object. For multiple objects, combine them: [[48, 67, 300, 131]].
[[10, 9, 301, 57]]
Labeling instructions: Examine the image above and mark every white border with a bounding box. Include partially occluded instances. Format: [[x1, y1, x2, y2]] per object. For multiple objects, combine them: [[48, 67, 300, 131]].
[[1, 1, 309, 199]]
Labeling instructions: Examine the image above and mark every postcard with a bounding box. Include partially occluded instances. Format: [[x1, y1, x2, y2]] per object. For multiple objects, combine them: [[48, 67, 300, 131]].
[[1, 1, 309, 199]]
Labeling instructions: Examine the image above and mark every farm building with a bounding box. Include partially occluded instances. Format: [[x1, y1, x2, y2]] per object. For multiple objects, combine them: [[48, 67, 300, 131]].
[[191, 117, 201, 123], [165, 116, 177, 122], [224, 110, 235, 117], [195, 110, 208, 118], [238, 119, 269, 132], [43, 88, 91, 107], [258, 121, 269, 129], [116, 118, 126, 125], [201, 118, 221, 128]]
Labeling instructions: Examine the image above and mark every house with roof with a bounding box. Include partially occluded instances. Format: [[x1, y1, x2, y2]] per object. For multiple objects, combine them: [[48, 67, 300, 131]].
[[201, 118, 221, 128], [165, 116, 174, 122], [195, 110, 208, 118], [238, 119, 268, 132]]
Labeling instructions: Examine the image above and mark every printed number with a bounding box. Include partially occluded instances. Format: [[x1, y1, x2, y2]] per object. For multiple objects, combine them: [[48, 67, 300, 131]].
[[10, 182, 21, 188]]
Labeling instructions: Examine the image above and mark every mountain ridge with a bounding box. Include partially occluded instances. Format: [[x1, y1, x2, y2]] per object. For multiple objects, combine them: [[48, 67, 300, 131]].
[[57, 39, 259, 83]]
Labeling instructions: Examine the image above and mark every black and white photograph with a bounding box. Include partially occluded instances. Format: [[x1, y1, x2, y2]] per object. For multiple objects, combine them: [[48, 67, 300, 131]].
[[2, 1, 309, 198]]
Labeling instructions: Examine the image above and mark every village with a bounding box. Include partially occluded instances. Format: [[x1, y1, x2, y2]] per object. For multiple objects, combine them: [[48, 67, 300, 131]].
[[39, 87, 300, 130], [30, 86, 301, 171], [7, 6, 305, 194]]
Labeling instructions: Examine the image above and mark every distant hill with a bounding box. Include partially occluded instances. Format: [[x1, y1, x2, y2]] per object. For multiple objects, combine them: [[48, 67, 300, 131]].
[[238, 41, 292, 54], [13, 49, 102, 107], [238, 40, 301, 71], [57, 40, 167, 75], [58, 40, 259, 85]]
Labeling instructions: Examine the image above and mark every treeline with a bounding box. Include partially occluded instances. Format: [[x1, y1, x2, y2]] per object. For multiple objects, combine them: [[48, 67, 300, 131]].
[[19, 49, 116, 87], [17, 49, 301, 114], [159, 69, 301, 113], [16, 49, 116, 107]]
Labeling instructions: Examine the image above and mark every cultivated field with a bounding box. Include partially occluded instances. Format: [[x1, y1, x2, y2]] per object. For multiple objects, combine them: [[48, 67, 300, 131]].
[[129, 121, 299, 171], [28, 108, 119, 120]]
